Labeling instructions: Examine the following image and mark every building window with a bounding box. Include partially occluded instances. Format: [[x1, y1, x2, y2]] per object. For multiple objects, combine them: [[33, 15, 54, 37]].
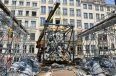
[[91, 34, 95, 40], [40, 17, 45, 25], [107, 12, 110, 17], [55, 19, 60, 24], [26, 11, 29, 16], [76, 0, 81, 6], [70, 8, 74, 16], [30, 33, 35, 41], [25, 21, 28, 27], [85, 35, 89, 40], [84, 13, 88, 19], [84, 23, 89, 29], [90, 23, 93, 28], [31, 21, 36, 28], [85, 45, 90, 52], [77, 20, 81, 28], [101, 14, 104, 20], [63, 0, 67, 5], [48, 0, 53, 4], [77, 45, 82, 52], [11, 10, 15, 15], [48, 6, 53, 13], [89, 13, 93, 19], [41, 6, 46, 14], [76, 9, 81, 17], [100, 6, 104, 11], [91, 45, 96, 53], [4, 0, 9, 4], [23, 45, 27, 53], [88, 4, 92, 10], [26, 2, 30, 6], [63, 19, 68, 25], [107, 7, 110, 11], [70, 19, 75, 25], [103, 34, 107, 41], [98, 34, 107, 41], [32, 11, 36, 16], [15, 44, 19, 53], [32, 2, 37, 7], [111, 43, 115, 49], [95, 5, 99, 11], [7, 43, 12, 53], [12, 1, 16, 5], [29, 45, 34, 53], [69, 0, 74, 6], [83, 4, 87, 9], [18, 10, 23, 16], [19, 1, 24, 6], [14, 57, 19, 62], [96, 13, 100, 21], [41, 0, 46, 3], [63, 8, 67, 15]]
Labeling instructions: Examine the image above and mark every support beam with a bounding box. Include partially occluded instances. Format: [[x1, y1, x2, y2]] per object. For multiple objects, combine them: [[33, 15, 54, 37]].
[[78, 13, 116, 37], [0, 0, 29, 35]]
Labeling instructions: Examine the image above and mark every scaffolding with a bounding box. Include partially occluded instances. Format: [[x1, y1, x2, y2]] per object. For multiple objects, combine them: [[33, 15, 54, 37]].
[[78, 11, 116, 57], [0, 1, 29, 76]]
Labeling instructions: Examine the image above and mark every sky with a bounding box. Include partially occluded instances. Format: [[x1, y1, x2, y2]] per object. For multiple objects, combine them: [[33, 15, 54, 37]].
[[105, 0, 115, 4]]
